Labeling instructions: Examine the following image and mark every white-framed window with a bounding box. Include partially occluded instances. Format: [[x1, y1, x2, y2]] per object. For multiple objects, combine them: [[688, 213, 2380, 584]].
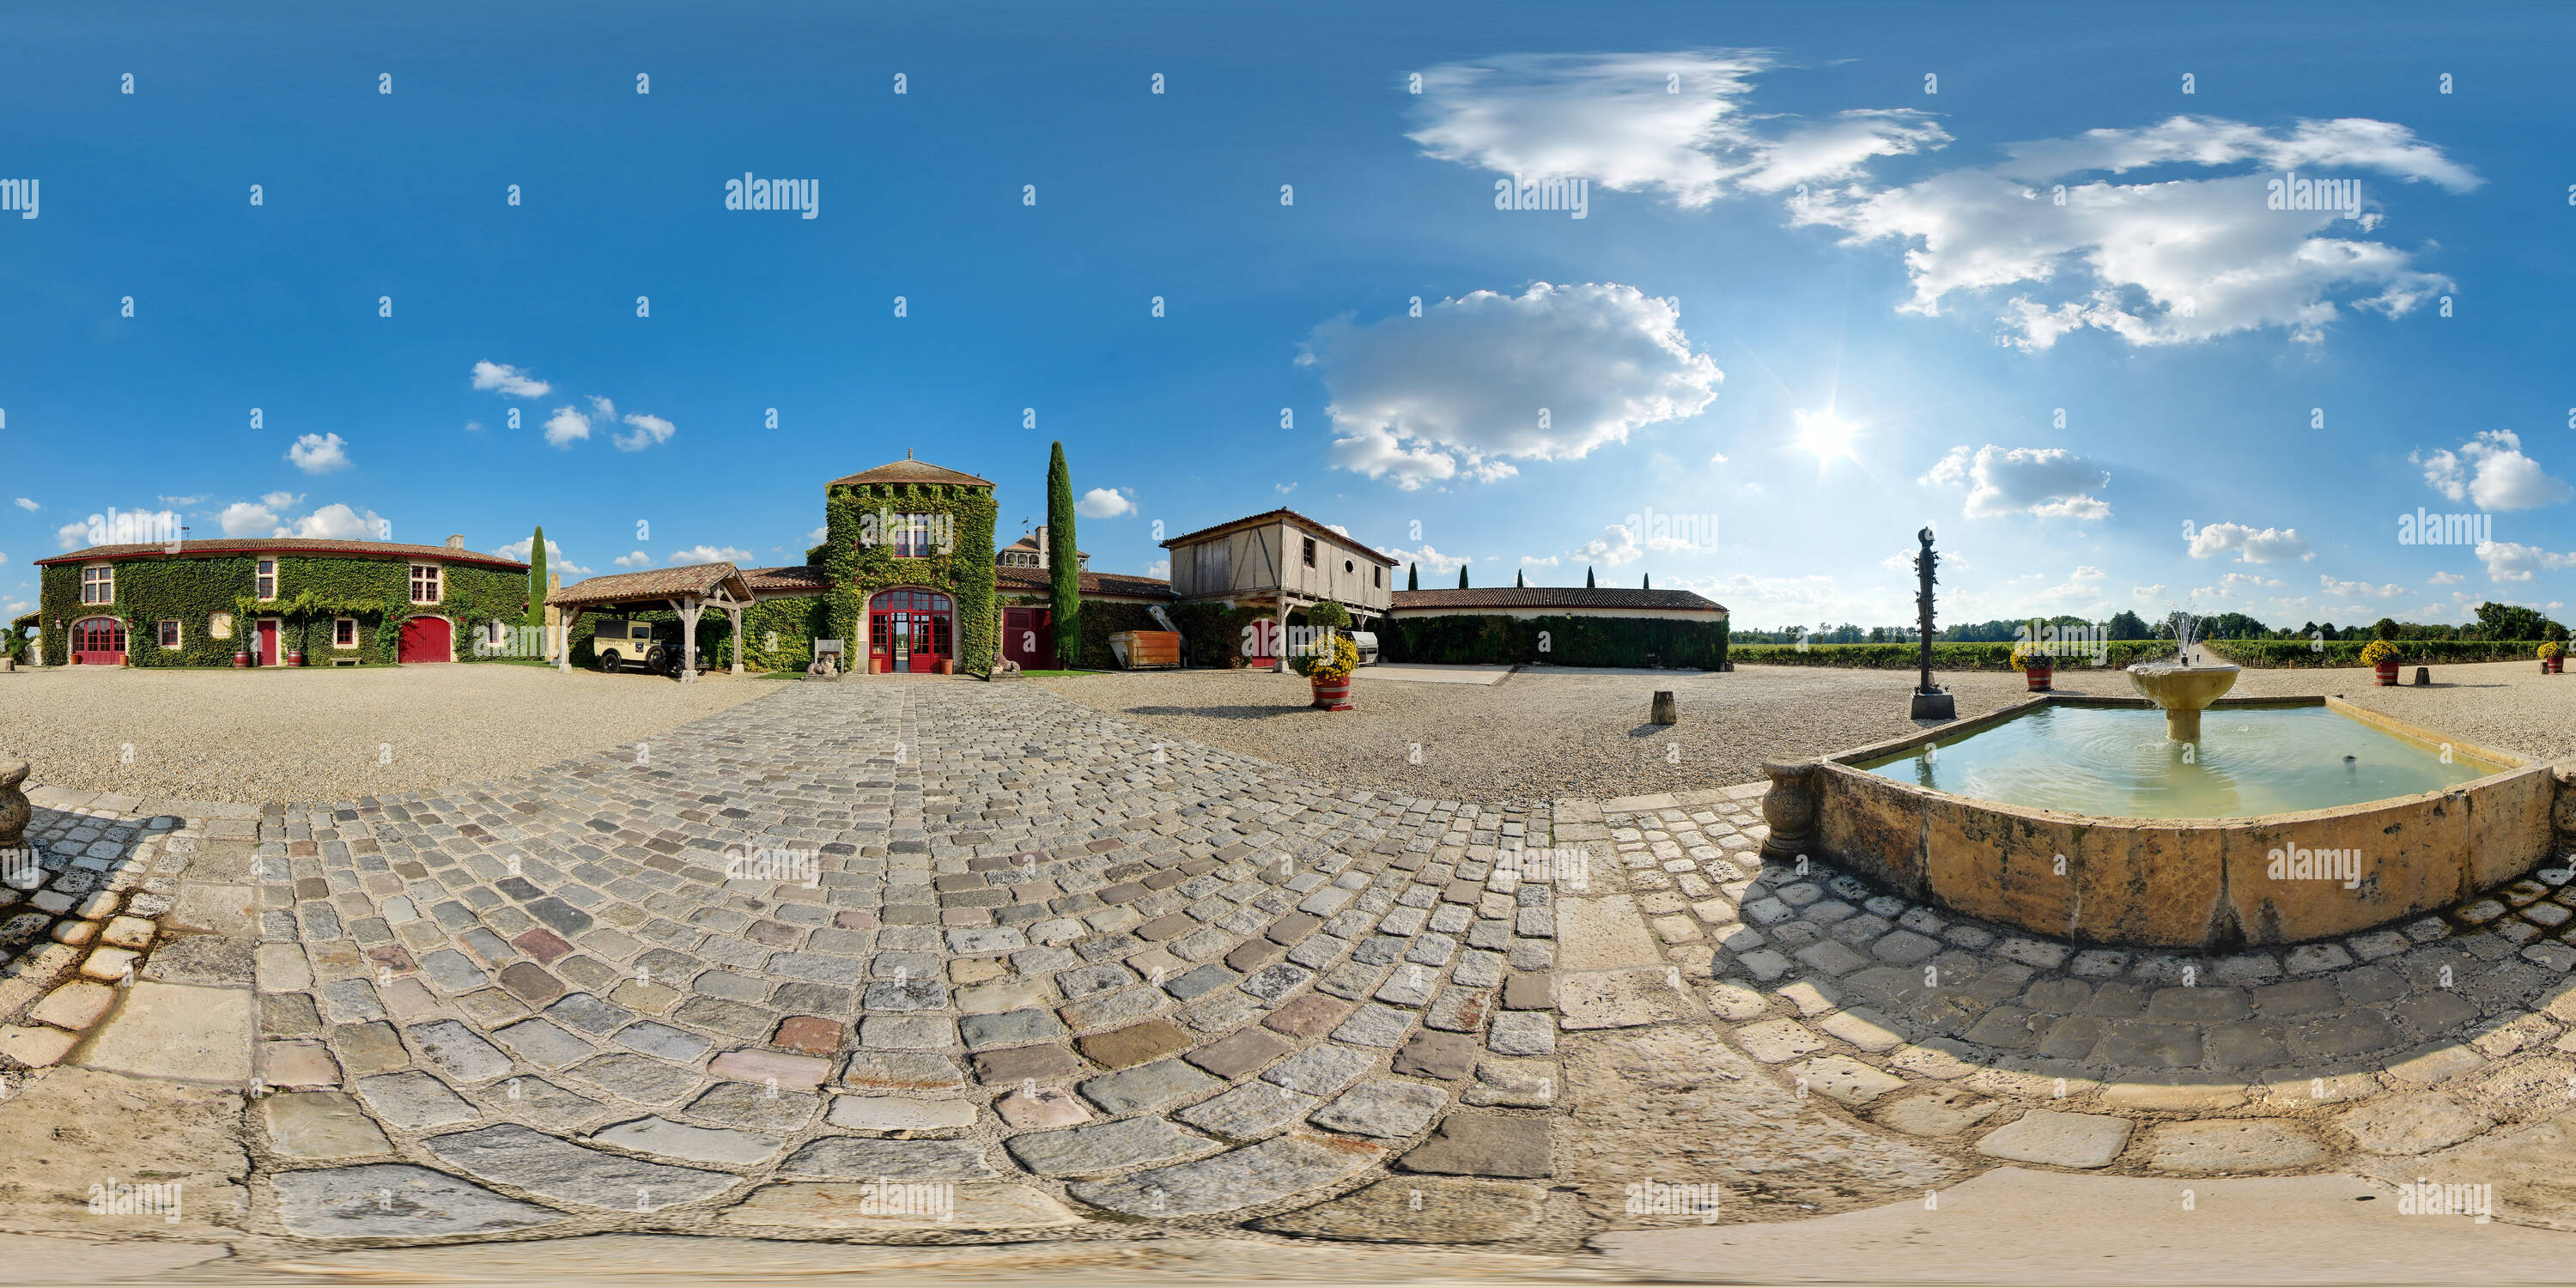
[[82, 564, 114, 605], [334, 617, 357, 648], [158, 619, 181, 649], [410, 564, 440, 604], [208, 611, 234, 641], [255, 558, 276, 600]]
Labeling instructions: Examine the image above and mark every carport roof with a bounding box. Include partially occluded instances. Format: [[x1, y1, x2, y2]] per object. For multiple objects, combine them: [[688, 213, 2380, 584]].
[[547, 562, 756, 610]]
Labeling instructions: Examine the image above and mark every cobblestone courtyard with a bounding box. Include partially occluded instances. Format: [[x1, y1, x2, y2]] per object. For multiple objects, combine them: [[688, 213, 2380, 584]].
[[4, 677, 2576, 1276]]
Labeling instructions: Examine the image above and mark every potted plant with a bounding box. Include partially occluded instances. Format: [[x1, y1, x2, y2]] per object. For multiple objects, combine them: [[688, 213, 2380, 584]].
[[2541, 640, 2564, 675], [936, 658, 955, 676], [2010, 639, 2053, 692], [1294, 630, 1359, 711], [2361, 638, 2403, 686]]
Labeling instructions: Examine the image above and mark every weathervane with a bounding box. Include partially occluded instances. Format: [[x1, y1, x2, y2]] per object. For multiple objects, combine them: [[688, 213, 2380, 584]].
[[1911, 526, 1955, 720]]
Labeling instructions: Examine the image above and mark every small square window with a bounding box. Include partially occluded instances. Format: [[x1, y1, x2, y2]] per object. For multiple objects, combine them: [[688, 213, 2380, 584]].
[[1302, 537, 1315, 568], [158, 619, 180, 648], [335, 618, 357, 647]]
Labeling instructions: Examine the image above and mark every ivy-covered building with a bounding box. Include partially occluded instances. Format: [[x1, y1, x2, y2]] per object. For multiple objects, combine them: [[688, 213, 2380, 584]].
[[33, 536, 529, 668], [816, 455, 1002, 674]]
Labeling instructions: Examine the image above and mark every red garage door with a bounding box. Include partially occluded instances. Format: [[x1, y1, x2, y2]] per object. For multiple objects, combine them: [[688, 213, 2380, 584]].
[[72, 617, 125, 665], [399, 617, 451, 663], [1002, 607, 1057, 670]]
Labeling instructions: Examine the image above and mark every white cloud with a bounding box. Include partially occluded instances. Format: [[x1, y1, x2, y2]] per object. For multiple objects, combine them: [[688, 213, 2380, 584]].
[[1922, 444, 2111, 519], [670, 545, 754, 566], [57, 510, 185, 550], [2187, 521, 2313, 563], [261, 490, 302, 509], [613, 550, 653, 568], [471, 361, 552, 398], [1, 599, 27, 618], [1076, 488, 1137, 519], [465, 421, 483, 432], [1708, 452, 1728, 466], [54, 520, 88, 550], [2427, 571, 2466, 586], [282, 503, 386, 541], [1521, 554, 1561, 567], [1576, 524, 1643, 568], [11, 498, 34, 512], [220, 501, 280, 537], [1406, 52, 1947, 209], [2319, 574, 2404, 599], [2131, 584, 2168, 603], [2413, 430, 2572, 511], [157, 494, 207, 507], [1303, 283, 1721, 490], [492, 535, 591, 575], [1144, 557, 1170, 579], [805, 526, 827, 544], [286, 432, 352, 474], [1275, 482, 1297, 495], [2196, 572, 2284, 599], [614, 412, 676, 453], [1799, 115, 2478, 349], [1376, 544, 1471, 574], [2476, 540, 2576, 583], [544, 406, 592, 448]]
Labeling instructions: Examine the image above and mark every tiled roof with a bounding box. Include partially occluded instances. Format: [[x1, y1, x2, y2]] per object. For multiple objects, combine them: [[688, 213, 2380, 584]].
[[740, 565, 835, 594], [1158, 508, 1397, 565], [1391, 587, 1728, 613], [1001, 533, 1085, 557], [829, 458, 994, 488], [547, 562, 751, 608], [994, 566, 1174, 599], [37, 537, 527, 571]]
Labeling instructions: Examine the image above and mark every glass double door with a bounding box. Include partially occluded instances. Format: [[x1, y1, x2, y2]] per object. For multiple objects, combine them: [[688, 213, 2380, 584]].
[[869, 589, 951, 672]]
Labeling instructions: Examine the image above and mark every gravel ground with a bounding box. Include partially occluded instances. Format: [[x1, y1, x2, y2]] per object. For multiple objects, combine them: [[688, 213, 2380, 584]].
[[1036, 659, 2576, 803], [0, 663, 777, 803]]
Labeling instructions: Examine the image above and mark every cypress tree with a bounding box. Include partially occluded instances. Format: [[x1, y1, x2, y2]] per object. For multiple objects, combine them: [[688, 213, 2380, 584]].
[[525, 525, 548, 629], [1585, 566, 1595, 588], [1046, 441, 1079, 667], [1457, 564, 1469, 589], [1516, 569, 1525, 588], [1407, 563, 1419, 591], [1643, 573, 1650, 590]]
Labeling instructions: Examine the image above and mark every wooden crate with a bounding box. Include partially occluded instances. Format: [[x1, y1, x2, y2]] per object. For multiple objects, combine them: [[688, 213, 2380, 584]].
[[1108, 630, 1182, 670]]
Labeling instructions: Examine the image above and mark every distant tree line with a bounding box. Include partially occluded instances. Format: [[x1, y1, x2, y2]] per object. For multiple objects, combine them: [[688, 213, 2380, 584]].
[[1731, 603, 2567, 647]]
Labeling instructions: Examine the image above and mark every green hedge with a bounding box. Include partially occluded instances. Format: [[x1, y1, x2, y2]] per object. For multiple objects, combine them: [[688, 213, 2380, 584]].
[[1731, 641, 2172, 670], [1384, 614, 1729, 668], [39, 554, 523, 666], [565, 597, 828, 671], [2208, 639, 2555, 668]]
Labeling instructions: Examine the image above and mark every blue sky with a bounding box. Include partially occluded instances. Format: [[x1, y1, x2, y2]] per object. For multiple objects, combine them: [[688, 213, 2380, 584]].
[[8, 0, 2574, 632]]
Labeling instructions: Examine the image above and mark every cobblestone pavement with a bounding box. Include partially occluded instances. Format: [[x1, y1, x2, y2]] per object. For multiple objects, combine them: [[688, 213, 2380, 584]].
[[244, 678, 1571, 1240], [15, 675, 2576, 1251], [1610, 792, 2576, 1182]]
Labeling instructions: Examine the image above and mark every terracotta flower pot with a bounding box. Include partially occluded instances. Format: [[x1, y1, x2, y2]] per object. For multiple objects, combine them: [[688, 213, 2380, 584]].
[[1310, 676, 1352, 711], [2024, 665, 2052, 692], [936, 659, 955, 676], [872, 657, 890, 675], [2374, 660, 2400, 686]]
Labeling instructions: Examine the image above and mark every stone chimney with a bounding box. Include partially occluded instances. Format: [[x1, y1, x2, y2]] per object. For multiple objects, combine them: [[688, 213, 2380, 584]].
[[446, 535, 465, 550], [1036, 526, 1050, 571]]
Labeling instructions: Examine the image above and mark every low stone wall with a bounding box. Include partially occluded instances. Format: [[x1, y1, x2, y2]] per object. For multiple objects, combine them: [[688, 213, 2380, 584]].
[[1764, 696, 2563, 949]]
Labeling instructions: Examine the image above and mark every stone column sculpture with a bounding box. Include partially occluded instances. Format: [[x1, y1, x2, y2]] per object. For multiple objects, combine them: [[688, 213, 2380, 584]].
[[1910, 527, 1956, 720], [0, 760, 31, 850], [1759, 759, 1820, 863]]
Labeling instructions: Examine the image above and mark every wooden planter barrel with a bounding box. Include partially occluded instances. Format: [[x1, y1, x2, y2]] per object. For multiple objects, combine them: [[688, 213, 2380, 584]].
[[2024, 665, 2052, 692], [2374, 660, 2400, 686], [1310, 677, 1352, 712]]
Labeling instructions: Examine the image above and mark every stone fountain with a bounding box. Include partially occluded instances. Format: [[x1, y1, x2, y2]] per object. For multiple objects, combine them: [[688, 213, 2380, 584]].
[[2126, 613, 2238, 739]]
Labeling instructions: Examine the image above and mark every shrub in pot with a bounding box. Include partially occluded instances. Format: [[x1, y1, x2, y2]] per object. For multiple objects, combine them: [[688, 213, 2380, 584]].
[[2541, 640, 2564, 675], [1292, 631, 1360, 712], [2360, 638, 2403, 686], [2010, 639, 2053, 691]]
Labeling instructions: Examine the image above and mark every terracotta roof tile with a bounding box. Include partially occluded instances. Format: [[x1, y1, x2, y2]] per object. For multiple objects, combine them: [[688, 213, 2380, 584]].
[[994, 566, 1173, 599], [36, 537, 527, 571], [1157, 508, 1397, 564], [828, 458, 994, 488], [1391, 587, 1728, 613], [547, 562, 753, 607]]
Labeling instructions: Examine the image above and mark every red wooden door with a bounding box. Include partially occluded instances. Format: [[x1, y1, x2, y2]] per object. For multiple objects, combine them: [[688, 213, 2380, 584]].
[[868, 591, 951, 672], [256, 620, 278, 665], [1002, 607, 1056, 670], [72, 617, 126, 665], [399, 617, 451, 663]]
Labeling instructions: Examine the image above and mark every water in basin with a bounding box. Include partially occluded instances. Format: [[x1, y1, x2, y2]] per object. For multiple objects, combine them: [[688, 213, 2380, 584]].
[[1855, 704, 2510, 819]]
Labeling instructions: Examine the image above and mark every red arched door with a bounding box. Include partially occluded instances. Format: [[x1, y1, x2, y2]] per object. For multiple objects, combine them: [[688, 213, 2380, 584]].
[[399, 616, 453, 663], [869, 589, 951, 672], [72, 617, 125, 665]]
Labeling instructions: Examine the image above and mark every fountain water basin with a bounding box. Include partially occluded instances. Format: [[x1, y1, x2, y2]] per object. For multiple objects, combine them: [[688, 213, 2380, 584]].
[[2127, 659, 2240, 739]]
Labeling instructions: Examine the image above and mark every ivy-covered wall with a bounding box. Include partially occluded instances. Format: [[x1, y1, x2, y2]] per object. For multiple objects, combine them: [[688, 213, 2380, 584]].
[[564, 597, 829, 671], [37, 554, 526, 666], [993, 592, 1273, 670], [1384, 613, 1730, 669], [822, 481, 999, 673]]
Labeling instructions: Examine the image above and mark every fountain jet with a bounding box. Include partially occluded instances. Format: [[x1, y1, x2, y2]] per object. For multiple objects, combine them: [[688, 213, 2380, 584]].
[[2127, 611, 2239, 739]]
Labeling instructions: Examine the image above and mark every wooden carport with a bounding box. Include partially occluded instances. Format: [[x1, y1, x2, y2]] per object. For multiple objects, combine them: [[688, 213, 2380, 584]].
[[544, 562, 758, 683]]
